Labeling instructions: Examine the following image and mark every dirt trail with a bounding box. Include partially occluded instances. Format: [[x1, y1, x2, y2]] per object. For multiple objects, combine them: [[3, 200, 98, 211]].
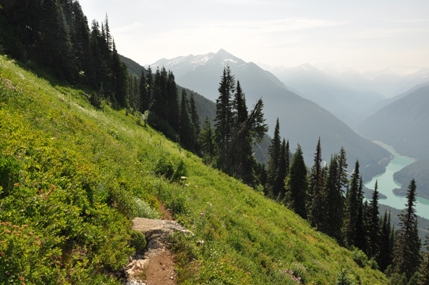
[[124, 208, 192, 285]]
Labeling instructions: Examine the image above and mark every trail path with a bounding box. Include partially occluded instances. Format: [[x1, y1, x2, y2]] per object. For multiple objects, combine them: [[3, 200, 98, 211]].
[[124, 207, 192, 285]]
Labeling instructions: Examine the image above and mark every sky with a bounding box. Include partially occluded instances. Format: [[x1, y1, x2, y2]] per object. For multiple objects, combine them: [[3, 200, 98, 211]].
[[78, 0, 429, 72]]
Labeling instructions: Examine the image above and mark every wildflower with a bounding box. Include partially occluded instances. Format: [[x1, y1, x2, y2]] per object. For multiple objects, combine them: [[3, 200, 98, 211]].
[[14, 183, 19, 187]]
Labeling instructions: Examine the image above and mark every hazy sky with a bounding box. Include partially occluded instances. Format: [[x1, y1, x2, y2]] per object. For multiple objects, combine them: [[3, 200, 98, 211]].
[[79, 0, 429, 72]]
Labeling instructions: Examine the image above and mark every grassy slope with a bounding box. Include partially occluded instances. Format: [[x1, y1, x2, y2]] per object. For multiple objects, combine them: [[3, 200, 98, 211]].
[[0, 55, 386, 284]]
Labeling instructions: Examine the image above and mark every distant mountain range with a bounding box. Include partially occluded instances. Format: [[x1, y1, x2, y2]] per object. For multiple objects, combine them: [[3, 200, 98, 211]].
[[358, 84, 429, 200], [270, 63, 385, 127], [358, 84, 429, 160], [149, 49, 391, 179]]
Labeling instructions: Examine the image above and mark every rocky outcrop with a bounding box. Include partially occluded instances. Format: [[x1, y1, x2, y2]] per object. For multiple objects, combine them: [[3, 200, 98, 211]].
[[124, 218, 193, 285]]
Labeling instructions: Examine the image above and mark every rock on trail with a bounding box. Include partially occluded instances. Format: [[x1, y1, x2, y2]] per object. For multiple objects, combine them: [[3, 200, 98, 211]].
[[124, 218, 193, 285]]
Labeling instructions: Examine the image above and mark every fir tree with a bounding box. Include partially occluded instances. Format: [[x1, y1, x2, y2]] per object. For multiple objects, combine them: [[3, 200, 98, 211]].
[[139, 69, 149, 113], [285, 144, 308, 219], [274, 139, 288, 201], [309, 138, 324, 229], [166, 71, 180, 134], [111, 41, 128, 108], [198, 117, 215, 163], [419, 233, 429, 285], [179, 90, 195, 151], [343, 160, 360, 248], [214, 66, 235, 169], [394, 179, 422, 280], [266, 118, 281, 197], [355, 176, 366, 252], [322, 154, 344, 243], [367, 181, 380, 259], [189, 93, 201, 136], [378, 211, 393, 272]]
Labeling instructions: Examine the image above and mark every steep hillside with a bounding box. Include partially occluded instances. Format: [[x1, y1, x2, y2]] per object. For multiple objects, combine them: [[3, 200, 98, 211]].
[[150, 49, 391, 180], [0, 55, 387, 284], [358, 84, 429, 160]]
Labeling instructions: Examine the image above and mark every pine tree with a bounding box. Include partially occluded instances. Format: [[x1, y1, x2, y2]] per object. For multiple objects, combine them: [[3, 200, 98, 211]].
[[38, 0, 77, 82], [343, 160, 360, 248], [419, 233, 429, 285], [166, 71, 180, 134], [189, 93, 201, 136], [198, 117, 215, 163], [378, 211, 393, 272], [179, 90, 195, 151], [111, 41, 128, 108], [355, 176, 367, 252], [394, 179, 422, 280], [274, 139, 288, 201], [322, 154, 344, 243], [367, 181, 380, 259], [266, 118, 281, 197], [285, 144, 308, 219], [139, 69, 149, 113], [309, 138, 324, 229], [214, 66, 235, 169]]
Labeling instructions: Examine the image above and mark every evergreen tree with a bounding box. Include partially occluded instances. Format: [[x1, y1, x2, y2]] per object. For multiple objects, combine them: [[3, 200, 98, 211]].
[[309, 138, 324, 229], [214, 66, 235, 169], [322, 154, 344, 243], [139, 69, 149, 113], [111, 41, 128, 108], [146, 66, 153, 105], [198, 117, 215, 163], [367, 181, 380, 259], [419, 233, 429, 285], [189, 93, 201, 136], [378, 211, 393, 272], [285, 144, 308, 219], [266, 118, 281, 197], [179, 90, 195, 151], [343, 160, 360, 247], [38, 0, 77, 81], [274, 139, 288, 201], [336, 147, 349, 195], [394, 179, 422, 280], [355, 176, 366, 252], [166, 71, 180, 134]]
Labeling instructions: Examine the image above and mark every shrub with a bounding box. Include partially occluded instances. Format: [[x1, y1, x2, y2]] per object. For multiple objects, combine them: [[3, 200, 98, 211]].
[[351, 247, 368, 268], [130, 230, 147, 253]]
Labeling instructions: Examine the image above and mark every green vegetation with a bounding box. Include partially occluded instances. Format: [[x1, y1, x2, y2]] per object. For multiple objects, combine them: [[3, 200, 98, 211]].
[[0, 55, 389, 284]]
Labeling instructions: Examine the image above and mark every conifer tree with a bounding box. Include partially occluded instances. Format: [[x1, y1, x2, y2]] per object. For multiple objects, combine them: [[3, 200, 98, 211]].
[[274, 139, 288, 201], [355, 176, 367, 252], [215, 66, 235, 169], [198, 117, 215, 163], [343, 160, 360, 247], [111, 41, 128, 108], [367, 181, 380, 259], [266, 118, 281, 197], [139, 69, 149, 113], [189, 93, 201, 136], [179, 90, 195, 151], [378, 211, 393, 272], [322, 154, 344, 243], [394, 179, 422, 280], [167, 71, 180, 134], [309, 138, 324, 229], [419, 233, 429, 285], [285, 144, 308, 219]]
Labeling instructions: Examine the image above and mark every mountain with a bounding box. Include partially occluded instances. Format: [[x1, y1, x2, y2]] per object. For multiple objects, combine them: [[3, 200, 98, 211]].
[[0, 54, 387, 284], [150, 49, 391, 179], [358, 84, 429, 160], [358, 66, 429, 98], [393, 159, 429, 200], [271, 63, 385, 127]]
